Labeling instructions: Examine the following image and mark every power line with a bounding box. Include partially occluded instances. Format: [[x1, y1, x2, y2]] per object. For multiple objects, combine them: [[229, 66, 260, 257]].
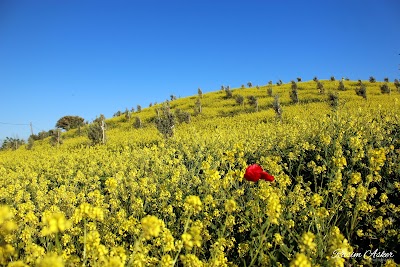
[[0, 121, 30, 126]]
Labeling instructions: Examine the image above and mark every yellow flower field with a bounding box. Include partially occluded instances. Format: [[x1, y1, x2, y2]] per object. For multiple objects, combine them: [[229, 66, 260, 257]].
[[1, 80, 399, 266]]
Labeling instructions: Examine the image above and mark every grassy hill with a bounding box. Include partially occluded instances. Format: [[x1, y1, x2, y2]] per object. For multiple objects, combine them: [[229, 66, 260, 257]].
[[0, 79, 399, 266]]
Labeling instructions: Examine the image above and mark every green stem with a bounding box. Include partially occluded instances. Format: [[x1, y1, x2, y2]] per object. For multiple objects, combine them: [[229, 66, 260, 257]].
[[248, 220, 271, 267], [172, 214, 191, 266], [55, 232, 61, 254], [82, 218, 87, 267]]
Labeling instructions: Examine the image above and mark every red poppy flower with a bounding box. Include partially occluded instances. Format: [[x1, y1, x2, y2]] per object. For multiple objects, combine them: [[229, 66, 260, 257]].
[[244, 164, 274, 182]]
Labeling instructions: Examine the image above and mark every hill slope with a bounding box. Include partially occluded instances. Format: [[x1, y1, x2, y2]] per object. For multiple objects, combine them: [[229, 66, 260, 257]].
[[0, 79, 399, 266]]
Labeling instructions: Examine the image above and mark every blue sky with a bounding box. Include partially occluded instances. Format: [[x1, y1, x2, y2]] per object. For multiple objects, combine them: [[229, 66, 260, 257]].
[[0, 0, 399, 142]]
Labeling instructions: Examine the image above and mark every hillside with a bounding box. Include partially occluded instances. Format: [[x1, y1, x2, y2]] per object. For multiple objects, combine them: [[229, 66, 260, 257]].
[[7, 79, 399, 149], [0, 79, 399, 266]]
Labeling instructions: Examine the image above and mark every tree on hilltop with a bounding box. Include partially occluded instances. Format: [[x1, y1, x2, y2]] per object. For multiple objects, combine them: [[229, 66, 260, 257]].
[[55, 116, 85, 131]]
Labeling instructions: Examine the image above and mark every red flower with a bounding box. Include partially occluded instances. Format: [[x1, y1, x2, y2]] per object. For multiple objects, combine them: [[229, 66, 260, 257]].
[[244, 164, 274, 182]]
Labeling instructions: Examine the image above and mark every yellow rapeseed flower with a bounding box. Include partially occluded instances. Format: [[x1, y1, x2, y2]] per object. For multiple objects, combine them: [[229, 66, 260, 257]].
[[141, 215, 163, 240]]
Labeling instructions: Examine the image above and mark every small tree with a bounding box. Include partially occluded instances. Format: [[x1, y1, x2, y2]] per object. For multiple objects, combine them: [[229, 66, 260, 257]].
[[235, 95, 244, 106], [338, 80, 346, 91], [195, 98, 202, 114], [384, 77, 389, 83], [247, 82, 253, 88], [273, 95, 283, 122], [241, 84, 245, 89], [175, 109, 191, 123], [297, 77, 302, 82], [248, 95, 258, 111], [224, 88, 233, 99], [317, 81, 325, 94], [313, 76, 319, 82], [37, 131, 50, 140], [137, 105, 142, 112], [380, 84, 391, 94], [26, 136, 34, 150], [93, 114, 106, 125], [133, 116, 142, 128], [124, 108, 131, 122], [394, 79, 400, 91], [328, 92, 339, 109], [330, 76, 336, 81], [290, 81, 299, 103], [267, 81, 273, 96], [89, 115, 106, 145], [156, 103, 175, 138], [88, 123, 104, 145], [170, 95, 177, 101], [369, 76, 376, 83], [267, 87, 273, 97], [355, 83, 367, 99], [50, 128, 63, 146], [198, 88, 203, 98]]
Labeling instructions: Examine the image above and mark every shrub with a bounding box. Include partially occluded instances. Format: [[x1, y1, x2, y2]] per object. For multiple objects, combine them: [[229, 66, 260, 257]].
[[290, 81, 299, 103], [124, 108, 131, 122], [330, 76, 335, 81], [93, 114, 106, 125], [338, 80, 346, 91], [394, 79, 400, 91], [88, 122, 105, 145], [198, 88, 203, 98], [273, 95, 283, 121], [235, 95, 244, 106], [133, 116, 142, 128], [175, 109, 191, 124], [156, 103, 175, 138], [224, 88, 233, 99], [369, 76, 376, 83], [313, 76, 318, 82], [296, 77, 302, 82], [247, 82, 252, 88], [195, 98, 202, 114], [267, 87, 273, 97], [1, 137, 25, 150], [50, 129, 63, 146], [355, 83, 367, 99], [137, 105, 142, 112], [317, 81, 324, 94], [384, 77, 389, 83], [247, 95, 258, 111], [380, 84, 391, 94], [328, 92, 339, 109]]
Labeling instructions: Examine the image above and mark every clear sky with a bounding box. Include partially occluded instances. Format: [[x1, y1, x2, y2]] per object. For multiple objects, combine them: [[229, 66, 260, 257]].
[[0, 0, 399, 142]]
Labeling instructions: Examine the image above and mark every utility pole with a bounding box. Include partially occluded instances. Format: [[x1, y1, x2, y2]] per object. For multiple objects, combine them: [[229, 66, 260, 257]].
[[101, 120, 105, 144]]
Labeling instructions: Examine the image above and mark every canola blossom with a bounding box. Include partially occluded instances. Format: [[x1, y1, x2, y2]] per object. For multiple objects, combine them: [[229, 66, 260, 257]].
[[0, 80, 399, 266]]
